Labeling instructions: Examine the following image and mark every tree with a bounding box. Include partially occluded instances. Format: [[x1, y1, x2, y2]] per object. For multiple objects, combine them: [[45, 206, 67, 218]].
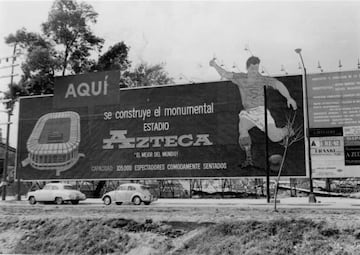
[[92, 42, 131, 72], [4, 0, 174, 97], [5, 28, 61, 95], [127, 62, 174, 87], [4, 0, 104, 96], [91, 44, 174, 88], [42, 0, 104, 76], [5, 28, 47, 50]]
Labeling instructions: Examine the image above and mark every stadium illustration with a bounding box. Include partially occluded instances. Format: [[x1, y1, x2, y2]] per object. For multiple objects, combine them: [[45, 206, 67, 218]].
[[22, 111, 84, 176]]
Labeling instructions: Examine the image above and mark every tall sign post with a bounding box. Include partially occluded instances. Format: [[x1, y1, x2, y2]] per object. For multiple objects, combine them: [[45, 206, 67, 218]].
[[264, 86, 270, 203]]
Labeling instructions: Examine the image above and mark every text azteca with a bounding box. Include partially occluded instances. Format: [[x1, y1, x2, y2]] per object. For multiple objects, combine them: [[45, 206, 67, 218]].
[[103, 130, 213, 149]]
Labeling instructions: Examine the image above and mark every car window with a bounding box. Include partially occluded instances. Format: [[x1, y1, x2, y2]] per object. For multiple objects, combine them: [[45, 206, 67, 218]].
[[140, 185, 150, 190], [52, 186, 59, 190], [43, 185, 52, 190], [128, 186, 136, 191], [63, 185, 74, 190], [117, 186, 127, 190]]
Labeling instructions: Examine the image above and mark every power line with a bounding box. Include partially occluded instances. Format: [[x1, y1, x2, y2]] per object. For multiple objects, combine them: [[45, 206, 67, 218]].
[[0, 64, 19, 70]]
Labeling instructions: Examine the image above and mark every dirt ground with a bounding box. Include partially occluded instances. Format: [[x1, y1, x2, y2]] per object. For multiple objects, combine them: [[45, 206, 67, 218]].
[[1, 203, 360, 254]]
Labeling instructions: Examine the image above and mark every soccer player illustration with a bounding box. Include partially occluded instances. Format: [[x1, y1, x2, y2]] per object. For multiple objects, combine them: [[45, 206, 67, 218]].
[[209, 56, 297, 167]]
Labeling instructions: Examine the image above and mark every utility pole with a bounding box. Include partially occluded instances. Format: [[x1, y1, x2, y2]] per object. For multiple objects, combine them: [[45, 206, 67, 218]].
[[1, 43, 17, 201]]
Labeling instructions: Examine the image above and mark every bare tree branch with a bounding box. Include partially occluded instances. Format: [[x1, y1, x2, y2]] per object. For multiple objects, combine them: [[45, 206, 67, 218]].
[[273, 111, 304, 212]]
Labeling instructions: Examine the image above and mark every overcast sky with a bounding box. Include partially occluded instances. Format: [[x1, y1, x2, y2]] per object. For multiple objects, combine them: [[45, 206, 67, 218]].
[[0, 0, 360, 146]]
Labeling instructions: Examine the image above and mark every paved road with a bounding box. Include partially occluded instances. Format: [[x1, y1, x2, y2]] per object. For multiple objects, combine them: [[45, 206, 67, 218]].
[[2, 196, 360, 209]]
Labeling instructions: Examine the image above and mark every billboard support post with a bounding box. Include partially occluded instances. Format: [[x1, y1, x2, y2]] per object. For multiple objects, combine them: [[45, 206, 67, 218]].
[[295, 48, 316, 203], [1, 109, 11, 200], [264, 86, 270, 203], [17, 177, 21, 201]]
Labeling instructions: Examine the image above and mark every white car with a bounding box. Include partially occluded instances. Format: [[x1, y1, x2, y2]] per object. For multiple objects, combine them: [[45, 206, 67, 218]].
[[27, 183, 86, 205], [102, 183, 157, 206], [349, 192, 360, 199]]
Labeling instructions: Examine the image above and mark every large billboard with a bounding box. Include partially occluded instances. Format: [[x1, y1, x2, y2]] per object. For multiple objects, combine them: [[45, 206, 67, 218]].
[[308, 70, 360, 177], [16, 71, 305, 180]]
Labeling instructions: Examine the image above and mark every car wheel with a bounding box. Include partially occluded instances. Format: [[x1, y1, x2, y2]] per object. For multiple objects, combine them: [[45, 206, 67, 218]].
[[144, 201, 151, 205], [71, 200, 79, 205], [29, 196, 36, 205], [115, 202, 123, 205], [132, 196, 142, 205], [103, 196, 112, 205], [55, 197, 63, 205]]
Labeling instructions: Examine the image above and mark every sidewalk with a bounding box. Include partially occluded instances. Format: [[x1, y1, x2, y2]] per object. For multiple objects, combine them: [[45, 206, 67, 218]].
[[2, 196, 360, 209], [157, 197, 360, 209]]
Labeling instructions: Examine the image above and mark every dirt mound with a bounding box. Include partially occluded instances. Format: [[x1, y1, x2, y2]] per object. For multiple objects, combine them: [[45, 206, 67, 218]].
[[1, 217, 359, 254], [177, 218, 360, 255], [1, 218, 193, 254]]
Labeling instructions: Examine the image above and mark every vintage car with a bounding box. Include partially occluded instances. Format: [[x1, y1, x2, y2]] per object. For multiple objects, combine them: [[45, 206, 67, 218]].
[[27, 183, 86, 205], [102, 183, 157, 205]]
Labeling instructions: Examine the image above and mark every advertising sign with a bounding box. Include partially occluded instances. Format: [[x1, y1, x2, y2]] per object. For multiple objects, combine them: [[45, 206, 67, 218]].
[[308, 70, 360, 128], [16, 73, 305, 180], [53, 70, 120, 108], [308, 70, 360, 177], [343, 126, 360, 166], [310, 135, 345, 177]]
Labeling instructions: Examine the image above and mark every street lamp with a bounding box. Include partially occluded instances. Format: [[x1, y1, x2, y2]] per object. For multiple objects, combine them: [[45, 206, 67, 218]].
[[294, 48, 316, 203]]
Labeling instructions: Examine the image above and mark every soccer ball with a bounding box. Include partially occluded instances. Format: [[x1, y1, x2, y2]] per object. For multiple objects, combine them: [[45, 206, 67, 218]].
[[268, 154, 283, 171], [269, 154, 283, 165]]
